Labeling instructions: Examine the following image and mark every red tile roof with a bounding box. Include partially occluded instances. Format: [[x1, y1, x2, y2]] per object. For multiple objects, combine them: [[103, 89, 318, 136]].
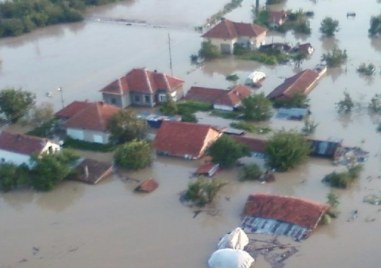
[[67, 158, 113, 184], [0, 131, 54, 156], [100, 68, 184, 95], [185, 86, 226, 104], [64, 102, 121, 131], [267, 69, 319, 100], [55, 100, 90, 119], [268, 10, 288, 25], [242, 193, 329, 229], [214, 85, 251, 107], [154, 121, 222, 159], [135, 178, 159, 193], [202, 18, 267, 39], [185, 85, 251, 108]]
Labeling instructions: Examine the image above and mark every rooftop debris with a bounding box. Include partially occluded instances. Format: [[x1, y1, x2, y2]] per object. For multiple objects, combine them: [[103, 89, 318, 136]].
[[135, 178, 159, 193], [195, 163, 220, 177], [333, 146, 369, 166], [363, 194, 381, 205], [276, 107, 308, 120]]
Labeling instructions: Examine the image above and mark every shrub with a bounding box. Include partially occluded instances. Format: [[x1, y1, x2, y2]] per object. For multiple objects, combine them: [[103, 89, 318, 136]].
[[240, 163, 263, 181], [184, 177, 227, 207]]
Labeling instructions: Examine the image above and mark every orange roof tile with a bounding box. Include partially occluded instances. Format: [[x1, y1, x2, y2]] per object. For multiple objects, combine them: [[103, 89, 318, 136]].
[[100, 68, 184, 95], [214, 85, 251, 107], [154, 121, 222, 159], [64, 102, 121, 131], [55, 100, 90, 119], [242, 193, 329, 229], [202, 18, 267, 39]]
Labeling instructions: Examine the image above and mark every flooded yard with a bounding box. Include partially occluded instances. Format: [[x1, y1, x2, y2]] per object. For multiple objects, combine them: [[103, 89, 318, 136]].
[[1, 0, 381, 267]]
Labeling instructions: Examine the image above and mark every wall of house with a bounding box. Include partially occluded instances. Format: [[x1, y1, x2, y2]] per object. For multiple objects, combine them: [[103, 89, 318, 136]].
[[0, 150, 31, 167], [207, 38, 236, 54], [130, 92, 155, 107], [213, 104, 234, 111], [102, 93, 131, 108], [67, 128, 110, 144], [198, 129, 222, 158], [254, 33, 267, 48]]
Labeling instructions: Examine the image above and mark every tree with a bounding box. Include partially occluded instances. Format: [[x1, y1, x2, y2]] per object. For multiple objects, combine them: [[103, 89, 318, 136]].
[[357, 63, 375, 76], [30, 150, 78, 191], [114, 140, 153, 170], [369, 14, 381, 37], [159, 95, 178, 115], [0, 88, 35, 122], [23, 101, 54, 127], [272, 92, 309, 108], [0, 163, 29, 192], [242, 93, 273, 121], [208, 135, 250, 168], [301, 117, 318, 135], [199, 41, 220, 60], [239, 163, 263, 181], [184, 177, 227, 207], [265, 130, 311, 171], [369, 94, 381, 113], [322, 165, 363, 189], [336, 92, 354, 113], [321, 47, 347, 67], [320, 17, 339, 37], [108, 109, 148, 144]]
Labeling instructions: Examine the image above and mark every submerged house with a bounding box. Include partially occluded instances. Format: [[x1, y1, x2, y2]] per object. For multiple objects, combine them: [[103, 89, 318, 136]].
[[185, 85, 251, 111], [241, 193, 329, 241], [232, 136, 267, 158], [56, 101, 121, 144], [202, 18, 267, 54], [267, 66, 326, 101], [100, 68, 184, 108], [0, 131, 60, 167], [268, 10, 288, 28], [154, 121, 222, 159], [308, 139, 342, 159]]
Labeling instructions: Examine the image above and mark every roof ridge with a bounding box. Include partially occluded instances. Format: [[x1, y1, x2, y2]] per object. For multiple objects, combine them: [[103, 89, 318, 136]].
[[145, 69, 154, 93]]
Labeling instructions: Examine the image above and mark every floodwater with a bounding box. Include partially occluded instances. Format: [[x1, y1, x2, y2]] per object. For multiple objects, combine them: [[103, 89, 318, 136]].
[[1, 0, 381, 267]]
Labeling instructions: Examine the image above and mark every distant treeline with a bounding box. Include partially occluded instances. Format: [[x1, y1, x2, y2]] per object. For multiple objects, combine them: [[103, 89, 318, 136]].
[[0, 0, 120, 38]]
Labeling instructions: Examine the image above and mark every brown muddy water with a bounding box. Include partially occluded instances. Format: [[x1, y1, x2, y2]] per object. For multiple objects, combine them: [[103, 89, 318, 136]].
[[1, 0, 381, 267]]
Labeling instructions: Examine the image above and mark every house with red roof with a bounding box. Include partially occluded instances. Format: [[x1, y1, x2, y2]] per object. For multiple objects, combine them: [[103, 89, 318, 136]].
[[241, 193, 329, 240], [268, 10, 288, 28], [202, 18, 267, 54], [56, 101, 121, 144], [185, 85, 251, 111], [267, 66, 326, 101], [100, 68, 184, 108], [0, 131, 61, 167], [154, 121, 222, 159]]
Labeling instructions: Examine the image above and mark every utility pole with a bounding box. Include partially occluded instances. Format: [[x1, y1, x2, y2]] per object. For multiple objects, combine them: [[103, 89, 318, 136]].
[[168, 33, 173, 76], [57, 87, 65, 109]]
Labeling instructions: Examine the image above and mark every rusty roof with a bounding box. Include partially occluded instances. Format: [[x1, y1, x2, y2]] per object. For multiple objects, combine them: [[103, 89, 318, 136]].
[[154, 121, 222, 159], [0, 131, 54, 156], [64, 102, 121, 132], [202, 18, 267, 39], [267, 69, 319, 100], [214, 85, 251, 107], [242, 193, 329, 229], [185, 86, 226, 104], [135, 178, 159, 193], [100, 68, 184, 95]]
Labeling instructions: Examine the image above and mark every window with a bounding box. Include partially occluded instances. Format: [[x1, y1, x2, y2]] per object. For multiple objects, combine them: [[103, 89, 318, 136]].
[[111, 98, 116, 104], [158, 94, 167, 102], [134, 95, 140, 102], [145, 95, 150, 103]]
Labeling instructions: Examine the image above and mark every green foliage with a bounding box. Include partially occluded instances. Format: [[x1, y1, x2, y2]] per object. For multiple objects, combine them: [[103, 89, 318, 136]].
[[114, 140, 153, 170], [211, 110, 241, 119], [253, 10, 269, 27], [177, 101, 212, 114], [357, 63, 375, 76], [226, 74, 239, 82], [239, 163, 263, 181], [199, 41, 220, 60], [293, 18, 311, 34], [242, 93, 273, 121], [320, 17, 339, 36], [0, 0, 121, 38], [272, 93, 310, 108], [0, 163, 29, 192], [184, 177, 227, 207], [181, 112, 197, 123], [266, 0, 284, 4], [208, 135, 250, 168], [321, 47, 347, 67], [108, 109, 148, 145], [336, 92, 354, 113], [63, 137, 115, 152], [301, 117, 318, 135], [322, 165, 363, 189], [159, 95, 178, 116], [204, 0, 243, 27], [23, 101, 54, 128], [30, 149, 78, 191], [265, 130, 311, 171], [240, 50, 278, 65], [0, 88, 35, 123], [369, 14, 381, 37], [230, 121, 271, 134], [369, 94, 381, 113]]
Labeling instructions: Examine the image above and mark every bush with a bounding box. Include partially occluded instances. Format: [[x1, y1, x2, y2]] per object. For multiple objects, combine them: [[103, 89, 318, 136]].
[[240, 163, 263, 181], [114, 140, 153, 170], [199, 41, 220, 59], [322, 165, 363, 189], [357, 63, 375, 76], [230, 121, 271, 134], [322, 47, 347, 67], [63, 138, 115, 152], [184, 177, 227, 207]]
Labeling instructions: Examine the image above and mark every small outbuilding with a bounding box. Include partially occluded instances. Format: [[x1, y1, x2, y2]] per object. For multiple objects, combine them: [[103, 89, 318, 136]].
[[135, 178, 159, 193], [67, 158, 113, 184]]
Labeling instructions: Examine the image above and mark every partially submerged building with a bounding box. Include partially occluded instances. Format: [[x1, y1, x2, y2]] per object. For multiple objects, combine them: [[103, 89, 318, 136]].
[[241, 193, 329, 241], [67, 158, 113, 184]]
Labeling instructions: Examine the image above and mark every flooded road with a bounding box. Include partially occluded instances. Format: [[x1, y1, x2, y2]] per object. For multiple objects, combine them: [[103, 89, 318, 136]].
[[1, 0, 381, 267]]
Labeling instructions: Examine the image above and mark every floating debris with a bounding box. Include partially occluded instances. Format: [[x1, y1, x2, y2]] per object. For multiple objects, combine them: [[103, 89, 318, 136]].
[[363, 194, 381, 205]]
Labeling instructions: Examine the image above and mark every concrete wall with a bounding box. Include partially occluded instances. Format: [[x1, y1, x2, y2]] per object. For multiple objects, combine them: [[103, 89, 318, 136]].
[[67, 128, 110, 144]]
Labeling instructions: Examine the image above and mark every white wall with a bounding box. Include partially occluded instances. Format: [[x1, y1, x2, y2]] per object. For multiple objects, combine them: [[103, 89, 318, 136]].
[[0, 150, 32, 167]]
